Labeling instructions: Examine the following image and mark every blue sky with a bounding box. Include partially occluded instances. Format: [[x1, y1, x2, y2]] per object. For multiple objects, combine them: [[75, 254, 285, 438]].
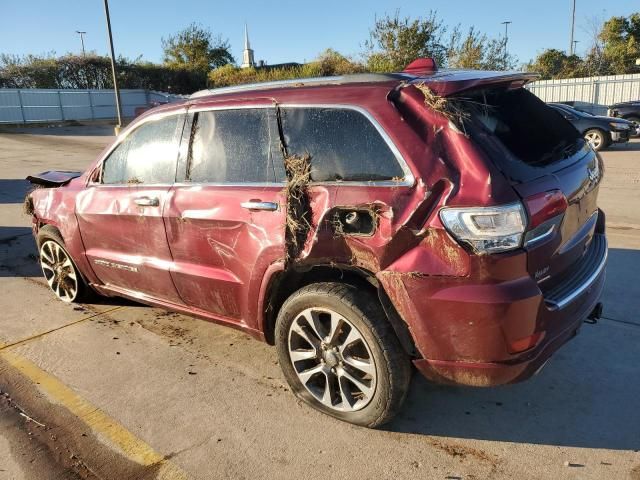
[[1, 0, 638, 66]]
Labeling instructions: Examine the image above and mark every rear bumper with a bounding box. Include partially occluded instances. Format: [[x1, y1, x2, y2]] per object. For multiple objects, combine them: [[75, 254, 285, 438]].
[[380, 234, 607, 387], [413, 310, 584, 386]]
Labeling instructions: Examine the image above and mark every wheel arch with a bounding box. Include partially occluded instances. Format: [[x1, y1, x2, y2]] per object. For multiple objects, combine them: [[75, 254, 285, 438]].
[[36, 222, 63, 247], [260, 263, 417, 357]]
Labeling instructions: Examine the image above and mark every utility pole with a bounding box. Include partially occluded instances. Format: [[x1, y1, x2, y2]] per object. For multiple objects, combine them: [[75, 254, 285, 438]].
[[569, 0, 576, 54], [501, 21, 512, 68], [103, 0, 123, 134], [76, 30, 89, 90], [573, 40, 579, 55], [76, 31, 87, 57]]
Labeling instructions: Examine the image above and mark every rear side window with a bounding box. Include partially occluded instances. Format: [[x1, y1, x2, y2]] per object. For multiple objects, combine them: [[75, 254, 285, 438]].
[[279, 107, 404, 182], [102, 114, 183, 184], [187, 109, 276, 183]]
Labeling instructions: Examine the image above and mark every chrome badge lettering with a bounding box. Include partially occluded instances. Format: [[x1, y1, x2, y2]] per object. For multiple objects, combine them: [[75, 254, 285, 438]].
[[535, 265, 550, 281], [94, 259, 138, 272]]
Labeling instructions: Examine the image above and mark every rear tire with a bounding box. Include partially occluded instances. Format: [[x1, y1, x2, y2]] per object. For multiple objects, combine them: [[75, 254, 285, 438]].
[[37, 225, 93, 303], [584, 129, 608, 151], [275, 282, 411, 427]]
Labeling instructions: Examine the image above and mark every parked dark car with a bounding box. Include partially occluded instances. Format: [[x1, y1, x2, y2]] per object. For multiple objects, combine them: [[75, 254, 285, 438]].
[[548, 102, 632, 151], [25, 59, 607, 427], [608, 100, 640, 137]]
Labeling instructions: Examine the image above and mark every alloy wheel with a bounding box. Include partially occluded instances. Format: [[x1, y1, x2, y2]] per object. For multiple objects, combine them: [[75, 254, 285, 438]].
[[585, 131, 603, 149], [287, 307, 377, 412], [40, 240, 79, 302]]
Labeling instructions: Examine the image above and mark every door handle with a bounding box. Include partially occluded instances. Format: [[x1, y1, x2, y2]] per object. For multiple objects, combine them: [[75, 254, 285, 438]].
[[134, 196, 160, 207], [240, 201, 279, 211]]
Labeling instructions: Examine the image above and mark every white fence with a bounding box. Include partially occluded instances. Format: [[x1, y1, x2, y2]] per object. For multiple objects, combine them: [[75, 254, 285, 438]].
[[526, 73, 640, 115], [0, 89, 184, 124]]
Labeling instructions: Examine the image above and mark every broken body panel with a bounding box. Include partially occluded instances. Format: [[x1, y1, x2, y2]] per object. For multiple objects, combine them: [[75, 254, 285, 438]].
[[27, 68, 606, 387]]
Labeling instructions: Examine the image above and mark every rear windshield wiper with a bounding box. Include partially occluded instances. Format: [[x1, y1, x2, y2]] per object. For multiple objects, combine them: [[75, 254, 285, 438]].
[[530, 140, 576, 166]]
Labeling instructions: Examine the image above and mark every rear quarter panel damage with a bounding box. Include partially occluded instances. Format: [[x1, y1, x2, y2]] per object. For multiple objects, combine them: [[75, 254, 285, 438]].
[[270, 84, 523, 361]]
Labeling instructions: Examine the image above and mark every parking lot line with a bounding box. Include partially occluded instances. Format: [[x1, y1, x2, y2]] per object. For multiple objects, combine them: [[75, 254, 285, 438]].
[[0, 306, 122, 353], [0, 333, 191, 480]]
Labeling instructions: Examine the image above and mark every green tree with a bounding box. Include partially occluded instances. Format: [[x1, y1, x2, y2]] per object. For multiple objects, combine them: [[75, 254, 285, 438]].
[[0, 53, 207, 93], [600, 13, 640, 74], [525, 48, 585, 79], [315, 49, 365, 75], [447, 27, 516, 70], [364, 11, 447, 72], [162, 23, 234, 72], [208, 49, 364, 88]]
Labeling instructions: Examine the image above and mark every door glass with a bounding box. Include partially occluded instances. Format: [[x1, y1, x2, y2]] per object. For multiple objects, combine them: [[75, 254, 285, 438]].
[[278, 107, 404, 182], [102, 114, 183, 184], [188, 109, 275, 183]]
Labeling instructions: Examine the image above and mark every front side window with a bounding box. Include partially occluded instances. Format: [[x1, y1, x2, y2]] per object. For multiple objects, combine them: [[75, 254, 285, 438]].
[[102, 114, 183, 185], [187, 108, 276, 183], [278, 107, 404, 182]]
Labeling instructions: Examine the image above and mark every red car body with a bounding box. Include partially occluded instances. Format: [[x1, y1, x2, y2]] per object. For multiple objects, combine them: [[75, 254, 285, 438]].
[[27, 66, 607, 389]]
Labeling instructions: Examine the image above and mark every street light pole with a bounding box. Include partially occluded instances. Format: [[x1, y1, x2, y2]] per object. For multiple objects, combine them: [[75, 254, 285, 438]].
[[103, 0, 123, 134], [573, 40, 579, 55], [75, 31, 86, 57], [501, 21, 512, 68], [569, 0, 576, 54]]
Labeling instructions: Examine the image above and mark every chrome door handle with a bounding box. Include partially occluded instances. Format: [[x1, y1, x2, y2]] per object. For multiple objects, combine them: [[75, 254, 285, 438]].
[[134, 196, 160, 207], [240, 201, 279, 211]]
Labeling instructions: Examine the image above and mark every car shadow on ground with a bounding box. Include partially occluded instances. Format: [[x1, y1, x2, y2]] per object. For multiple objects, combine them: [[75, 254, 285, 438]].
[[0, 124, 116, 137], [0, 179, 31, 204], [606, 139, 640, 151], [387, 247, 640, 452], [0, 227, 41, 277]]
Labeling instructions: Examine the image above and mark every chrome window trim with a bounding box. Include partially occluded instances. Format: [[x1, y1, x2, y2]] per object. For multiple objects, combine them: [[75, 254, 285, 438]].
[[524, 223, 556, 247], [184, 103, 415, 188], [545, 236, 608, 310], [172, 182, 283, 188]]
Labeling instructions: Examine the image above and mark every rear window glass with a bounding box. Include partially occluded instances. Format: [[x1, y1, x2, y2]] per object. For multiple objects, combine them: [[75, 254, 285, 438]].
[[278, 107, 404, 182], [188, 109, 276, 183], [102, 114, 183, 185]]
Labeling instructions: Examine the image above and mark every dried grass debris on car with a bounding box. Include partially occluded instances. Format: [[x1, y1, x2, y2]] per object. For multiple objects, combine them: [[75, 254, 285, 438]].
[[283, 154, 312, 264]]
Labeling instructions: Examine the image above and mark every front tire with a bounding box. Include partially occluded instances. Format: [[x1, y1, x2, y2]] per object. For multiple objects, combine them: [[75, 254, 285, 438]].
[[37, 226, 92, 303], [584, 129, 608, 151], [275, 282, 411, 427]]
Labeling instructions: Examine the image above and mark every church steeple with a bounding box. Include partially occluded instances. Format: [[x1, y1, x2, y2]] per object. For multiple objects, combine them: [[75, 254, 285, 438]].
[[241, 23, 256, 68]]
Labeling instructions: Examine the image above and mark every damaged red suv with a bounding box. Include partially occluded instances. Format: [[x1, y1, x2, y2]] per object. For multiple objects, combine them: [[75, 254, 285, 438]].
[[26, 59, 607, 427]]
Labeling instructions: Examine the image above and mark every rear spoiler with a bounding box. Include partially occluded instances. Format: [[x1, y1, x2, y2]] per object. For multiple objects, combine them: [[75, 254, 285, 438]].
[[26, 171, 82, 187], [411, 71, 540, 97]]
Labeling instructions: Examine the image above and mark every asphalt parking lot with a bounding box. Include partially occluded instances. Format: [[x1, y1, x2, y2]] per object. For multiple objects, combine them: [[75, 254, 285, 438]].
[[0, 125, 639, 480]]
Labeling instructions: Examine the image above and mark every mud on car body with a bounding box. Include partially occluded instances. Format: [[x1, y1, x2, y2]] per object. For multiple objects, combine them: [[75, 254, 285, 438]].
[[27, 59, 607, 427]]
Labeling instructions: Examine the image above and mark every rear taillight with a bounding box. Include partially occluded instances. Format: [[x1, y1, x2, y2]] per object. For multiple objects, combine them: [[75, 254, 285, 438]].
[[524, 190, 567, 228], [523, 190, 568, 246], [439, 202, 527, 254]]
